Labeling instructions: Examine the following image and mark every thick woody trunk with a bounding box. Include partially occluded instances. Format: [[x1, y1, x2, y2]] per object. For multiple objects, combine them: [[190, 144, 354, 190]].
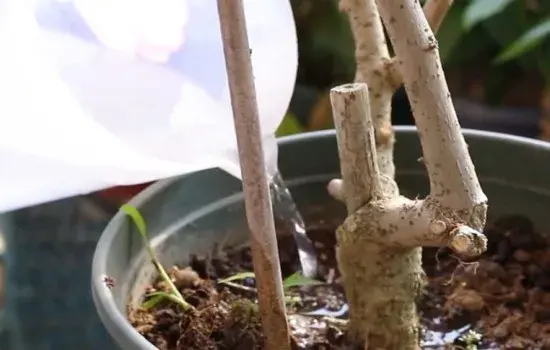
[[329, 1, 486, 349], [331, 84, 424, 350]]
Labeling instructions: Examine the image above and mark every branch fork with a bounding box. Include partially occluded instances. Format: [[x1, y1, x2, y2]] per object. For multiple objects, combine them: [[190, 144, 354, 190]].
[[329, 0, 486, 348], [337, 0, 455, 154], [330, 0, 485, 257], [330, 83, 486, 258], [337, 195, 487, 257]]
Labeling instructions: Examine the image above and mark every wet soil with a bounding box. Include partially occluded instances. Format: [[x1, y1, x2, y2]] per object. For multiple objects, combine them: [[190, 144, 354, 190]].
[[129, 215, 550, 349]]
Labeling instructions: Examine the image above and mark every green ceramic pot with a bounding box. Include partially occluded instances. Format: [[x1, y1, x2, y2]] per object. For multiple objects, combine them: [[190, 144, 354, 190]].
[[92, 126, 550, 349]]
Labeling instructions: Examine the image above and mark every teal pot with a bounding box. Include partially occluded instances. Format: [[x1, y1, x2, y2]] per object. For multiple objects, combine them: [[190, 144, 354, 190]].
[[92, 126, 550, 349]]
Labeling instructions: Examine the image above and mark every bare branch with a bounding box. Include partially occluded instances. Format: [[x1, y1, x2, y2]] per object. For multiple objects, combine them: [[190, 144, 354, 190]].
[[216, 1, 291, 349], [333, 0, 456, 203], [386, 0, 455, 87], [330, 83, 390, 213], [339, 0, 392, 85], [338, 197, 487, 257], [329, 0, 398, 204], [377, 0, 487, 227], [331, 0, 487, 258]]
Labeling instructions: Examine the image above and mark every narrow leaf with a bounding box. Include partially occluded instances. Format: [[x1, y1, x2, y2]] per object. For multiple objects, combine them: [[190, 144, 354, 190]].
[[217, 272, 256, 284], [142, 291, 173, 309], [276, 113, 304, 137], [462, 0, 515, 31], [495, 18, 550, 63], [121, 204, 148, 239], [282, 272, 323, 289], [437, 3, 467, 63]]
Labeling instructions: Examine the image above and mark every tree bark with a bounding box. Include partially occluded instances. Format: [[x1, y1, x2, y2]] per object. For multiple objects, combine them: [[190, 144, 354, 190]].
[[376, 0, 487, 224], [338, 0, 397, 179], [329, 1, 488, 349], [331, 84, 423, 350], [328, 0, 455, 201]]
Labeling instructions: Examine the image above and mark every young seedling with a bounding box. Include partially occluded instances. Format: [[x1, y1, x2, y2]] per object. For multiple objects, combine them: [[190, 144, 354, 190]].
[[218, 271, 323, 306], [121, 204, 194, 312], [218, 271, 323, 289], [327, 0, 488, 349]]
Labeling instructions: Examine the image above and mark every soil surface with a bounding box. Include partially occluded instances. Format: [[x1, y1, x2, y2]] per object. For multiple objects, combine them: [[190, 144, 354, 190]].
[[129, 215, 550, 349]]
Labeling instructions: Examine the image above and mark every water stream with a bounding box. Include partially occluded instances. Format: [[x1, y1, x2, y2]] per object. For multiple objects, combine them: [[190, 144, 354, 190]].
[[269, 171, 318, 278]]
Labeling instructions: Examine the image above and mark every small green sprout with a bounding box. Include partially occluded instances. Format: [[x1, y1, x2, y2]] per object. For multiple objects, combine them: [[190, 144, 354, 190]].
[[281, 271, 324, 289], [218, 271, 323, 289], [121, 204, 194, 311], [218, 270, 323, 305], [218, 271, 256, 284]]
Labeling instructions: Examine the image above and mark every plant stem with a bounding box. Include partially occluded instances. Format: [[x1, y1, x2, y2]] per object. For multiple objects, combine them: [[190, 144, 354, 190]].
[[140, 229, 193, 311], [150, 260, 191, 310], [331, 84, 385, 212], [331, 83, 423, 350], [328, 0, 453, 202], [216, 1, 291, 350], [339, 0, 397, 177], [329, 1, 487, 349], [377, 0, 487, 221]]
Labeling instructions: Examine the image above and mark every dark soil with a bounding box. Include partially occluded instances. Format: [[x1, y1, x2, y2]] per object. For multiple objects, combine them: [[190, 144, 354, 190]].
[[129, 214, 550, 349]]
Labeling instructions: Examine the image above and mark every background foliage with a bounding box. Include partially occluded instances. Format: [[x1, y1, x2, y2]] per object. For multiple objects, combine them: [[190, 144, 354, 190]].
[[277, 0, 550, 137]]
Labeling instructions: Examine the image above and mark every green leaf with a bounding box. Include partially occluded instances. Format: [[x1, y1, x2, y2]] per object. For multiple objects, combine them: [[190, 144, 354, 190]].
[[463, 0, 515, 30], [282, 272, 323, 289], [121, 204, 148, 239], [495, 18, 550, 63], [276, 113, 304, 137], [217, 272, 256, 284], [142, 291, 173, 309], [436, 3, 467, 63]]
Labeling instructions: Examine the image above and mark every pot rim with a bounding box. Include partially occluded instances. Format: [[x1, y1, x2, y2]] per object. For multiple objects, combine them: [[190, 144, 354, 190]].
[[91, 125, 550, 348]]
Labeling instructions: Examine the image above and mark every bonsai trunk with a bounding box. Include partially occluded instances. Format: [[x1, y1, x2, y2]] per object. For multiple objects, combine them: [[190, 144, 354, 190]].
[[329, 1, 487, 349], [330, 84, 424, 349]]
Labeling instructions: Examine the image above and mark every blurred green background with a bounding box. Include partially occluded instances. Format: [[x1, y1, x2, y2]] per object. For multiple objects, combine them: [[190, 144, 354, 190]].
[[278, 0, 550, 140]]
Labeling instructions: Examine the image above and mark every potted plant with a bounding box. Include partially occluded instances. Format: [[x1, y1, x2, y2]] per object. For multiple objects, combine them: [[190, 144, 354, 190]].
[[93, 0, 550, 349]]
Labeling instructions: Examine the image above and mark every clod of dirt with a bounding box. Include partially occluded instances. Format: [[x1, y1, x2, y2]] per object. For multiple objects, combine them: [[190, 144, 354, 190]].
[[424, 214, 550, 349], [130, 214, 550, 349], [445, 284, 485, 313], [172, 266, 200, 289]]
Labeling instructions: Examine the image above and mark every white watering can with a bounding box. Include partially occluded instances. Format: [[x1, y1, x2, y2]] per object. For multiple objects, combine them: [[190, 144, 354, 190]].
[[0, 0, 298, 213]]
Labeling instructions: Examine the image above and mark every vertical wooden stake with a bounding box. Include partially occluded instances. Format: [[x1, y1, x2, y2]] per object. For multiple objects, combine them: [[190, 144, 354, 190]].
[[216, 1, 291, 350]]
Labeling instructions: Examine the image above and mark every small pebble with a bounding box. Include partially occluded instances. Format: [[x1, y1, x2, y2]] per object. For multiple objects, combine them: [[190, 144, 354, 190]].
[[493, 323, 509, 339], [449, 288, 485, 312], [173, 268, 200, 289], [513, 249, 531, 263]]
